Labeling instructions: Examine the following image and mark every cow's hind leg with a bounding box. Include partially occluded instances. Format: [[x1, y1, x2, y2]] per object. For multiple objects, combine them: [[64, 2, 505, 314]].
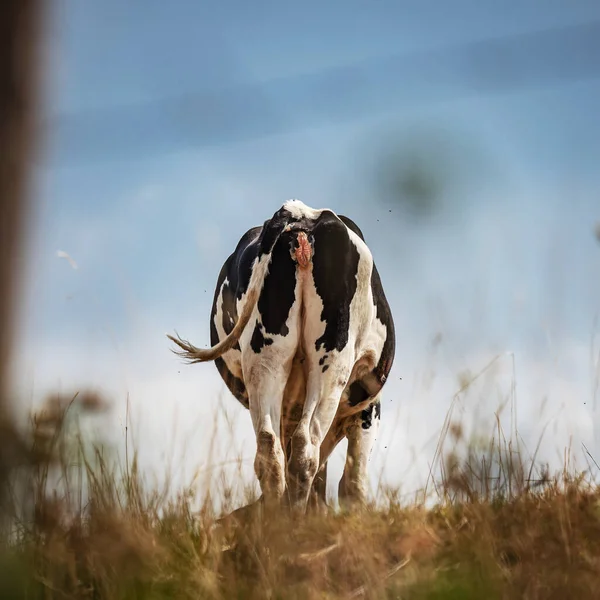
[[245, 359, 292, 507], [307, 410, 350, 512], [288, 345, 355, 512], [308, 462, 328, 513], [339, 396, 381, 510]]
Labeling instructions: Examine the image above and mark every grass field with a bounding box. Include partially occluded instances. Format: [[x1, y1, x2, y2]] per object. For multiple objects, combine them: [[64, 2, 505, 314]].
[[1, 388, 599, 600]]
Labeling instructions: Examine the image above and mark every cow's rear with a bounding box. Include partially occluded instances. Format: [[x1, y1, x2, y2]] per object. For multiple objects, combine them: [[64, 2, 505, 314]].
[[168, 200, 394, 513]]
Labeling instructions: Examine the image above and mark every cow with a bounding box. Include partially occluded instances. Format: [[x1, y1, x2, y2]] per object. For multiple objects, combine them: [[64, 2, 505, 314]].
[[168, 200, 395, 513]]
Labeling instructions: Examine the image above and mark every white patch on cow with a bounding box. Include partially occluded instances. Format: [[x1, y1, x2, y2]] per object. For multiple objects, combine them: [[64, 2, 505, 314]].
[[283, 199, 324, 221], [213, 277, 243, 378], [363, 316, 387, 370], [348, 230, 388, 392], [347, 229, 376, 353]]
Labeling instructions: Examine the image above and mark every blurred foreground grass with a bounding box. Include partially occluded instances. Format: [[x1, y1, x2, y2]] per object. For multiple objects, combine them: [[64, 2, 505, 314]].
[[1, 391, 599, 600]]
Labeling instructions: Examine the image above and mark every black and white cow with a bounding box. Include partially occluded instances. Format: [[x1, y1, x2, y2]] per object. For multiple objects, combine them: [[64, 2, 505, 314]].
[[168, 200, 395, 512]]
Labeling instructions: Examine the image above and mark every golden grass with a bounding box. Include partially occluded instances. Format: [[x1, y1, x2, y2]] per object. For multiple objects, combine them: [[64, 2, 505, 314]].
[[1, 388, 599, 599]]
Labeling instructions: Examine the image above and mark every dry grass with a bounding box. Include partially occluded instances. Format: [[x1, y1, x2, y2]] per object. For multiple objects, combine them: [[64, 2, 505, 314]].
[[0, 388, 599, 600]]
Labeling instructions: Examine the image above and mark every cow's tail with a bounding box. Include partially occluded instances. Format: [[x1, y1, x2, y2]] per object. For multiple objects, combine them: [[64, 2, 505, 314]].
[[167, 209, 291, 364]]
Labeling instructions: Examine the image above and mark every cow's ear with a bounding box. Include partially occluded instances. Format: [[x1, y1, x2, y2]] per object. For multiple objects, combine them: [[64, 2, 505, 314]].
[[338, 214, 366, 241]]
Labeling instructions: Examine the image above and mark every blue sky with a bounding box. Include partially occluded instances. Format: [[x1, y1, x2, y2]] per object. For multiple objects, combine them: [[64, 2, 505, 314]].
[[14, 0, 600, 503]]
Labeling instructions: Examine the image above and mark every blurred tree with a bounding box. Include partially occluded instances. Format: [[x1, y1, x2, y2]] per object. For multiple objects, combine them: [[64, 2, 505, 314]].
[[368, 122, 498, 220]]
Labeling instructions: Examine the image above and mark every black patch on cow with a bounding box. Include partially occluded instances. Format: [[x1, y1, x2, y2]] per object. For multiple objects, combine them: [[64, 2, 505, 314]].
[[361, 398, 381, 430], [337, 214, 366, 242], [232, 227, 262, 301], [370, 262, 396, 385], [319, 355, 328, 366], [250, 321, 274, 353], [257, 230, 297, 337], [347, 380, 370, 407], [322, 365, 329, 373], [219, 279, 241, 351], [214, 357, 249, 408], [257, 207, 293, 257], [220, 281, 237, 335], [312, 211, 360, 353], [361, 405, 374, 429], [374, 399, 381, 420]]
